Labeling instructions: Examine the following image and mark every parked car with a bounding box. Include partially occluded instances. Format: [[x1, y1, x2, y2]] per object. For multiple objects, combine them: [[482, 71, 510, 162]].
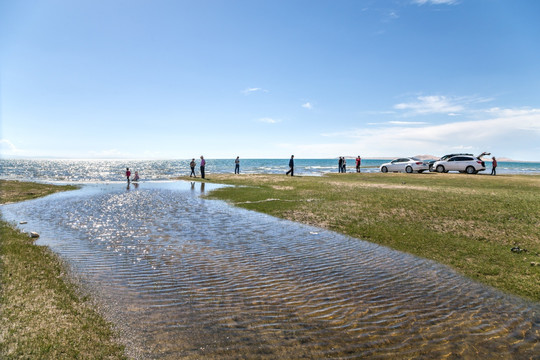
[[380, 157, 430, 173], [428, 153, 474, 172], [432, 155, 486, 174]]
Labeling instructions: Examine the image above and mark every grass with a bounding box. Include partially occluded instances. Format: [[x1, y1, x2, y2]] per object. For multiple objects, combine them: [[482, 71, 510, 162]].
[[0, 180, 127, 359], [0, 180, 79, 204], [179, 172, 540, 302]]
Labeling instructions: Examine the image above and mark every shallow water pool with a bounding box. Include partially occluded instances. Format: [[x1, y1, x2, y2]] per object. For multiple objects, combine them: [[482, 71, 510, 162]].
[[2, 181, 539, 359]]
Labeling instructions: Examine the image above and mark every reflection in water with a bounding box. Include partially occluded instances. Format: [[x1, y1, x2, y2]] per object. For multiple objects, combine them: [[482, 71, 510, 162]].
[[2, 182, 539, 359]]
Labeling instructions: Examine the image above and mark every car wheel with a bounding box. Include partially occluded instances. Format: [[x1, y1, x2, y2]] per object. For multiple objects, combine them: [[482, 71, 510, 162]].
[[465, 166, 476, 174], [436, 165, 445, 173], [405, 166, 413, 173], [381, 166, 388, 173]]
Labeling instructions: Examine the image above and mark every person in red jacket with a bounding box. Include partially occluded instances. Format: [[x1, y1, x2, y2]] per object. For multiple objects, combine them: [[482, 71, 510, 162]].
[[125, 168, 131, 183], [491, 157, 497, 175]]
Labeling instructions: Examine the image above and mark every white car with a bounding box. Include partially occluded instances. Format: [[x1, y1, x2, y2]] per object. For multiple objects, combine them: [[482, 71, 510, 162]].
[[432, 155, 486, 174], [380, 157, 430, 173]]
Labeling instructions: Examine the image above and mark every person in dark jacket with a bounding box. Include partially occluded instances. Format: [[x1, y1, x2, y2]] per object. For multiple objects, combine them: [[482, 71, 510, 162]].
[[200, 156, 206, 179], [286, 155, 294, 176]]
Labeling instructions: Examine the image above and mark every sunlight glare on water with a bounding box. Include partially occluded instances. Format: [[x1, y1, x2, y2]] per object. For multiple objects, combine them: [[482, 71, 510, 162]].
[[2, 181, 539, 359]]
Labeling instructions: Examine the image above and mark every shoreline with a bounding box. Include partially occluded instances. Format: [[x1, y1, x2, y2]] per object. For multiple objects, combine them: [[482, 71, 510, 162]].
[[0, 180, 127, 358]]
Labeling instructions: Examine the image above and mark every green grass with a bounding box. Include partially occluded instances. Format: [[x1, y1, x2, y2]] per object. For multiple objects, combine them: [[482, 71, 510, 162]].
[[0, 180, 126, 359], [181, 172, 540, 302], [0, 180, 79, 204]]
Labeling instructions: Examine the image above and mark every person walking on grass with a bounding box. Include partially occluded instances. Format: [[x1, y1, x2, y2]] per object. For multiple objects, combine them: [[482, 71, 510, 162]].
[[234, 156, 240, 174], [491, 156, 498, 175], [286, 155, 294, 176], [200, 156, 206, 179], [190, 158, 196, 177]]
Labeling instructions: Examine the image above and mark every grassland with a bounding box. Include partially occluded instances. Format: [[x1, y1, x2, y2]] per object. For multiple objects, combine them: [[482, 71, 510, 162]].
[[180, 173, 540, 302], [0, 180, 126, 359]]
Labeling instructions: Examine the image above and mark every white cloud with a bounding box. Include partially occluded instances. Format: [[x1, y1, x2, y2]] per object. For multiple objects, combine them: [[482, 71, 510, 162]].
[[388, 121, 429, 125], [394, 95, 465, 115], [315, 107, 540, 160], [0, 139, 18, 154], [413, 0, 459, 5], [258, 117, 281, 124], [242, 87, 268, 95], [302, 102, 313, 110]]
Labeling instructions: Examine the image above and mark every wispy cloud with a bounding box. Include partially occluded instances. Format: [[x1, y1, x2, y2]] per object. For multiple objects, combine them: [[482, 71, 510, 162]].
[[388, 11, 399, 19], [316, 107, 540, 160], [0, 139, 18, 154], [302, 102, 313, 110], [242, 87, 268, 95], [257, 117, 281, 124], [394, 95, 465, 115], [367, 120, 428, 125], [392, 94, 493, 116], [388, 121, 429, 125], [412, 0, 459, 5]]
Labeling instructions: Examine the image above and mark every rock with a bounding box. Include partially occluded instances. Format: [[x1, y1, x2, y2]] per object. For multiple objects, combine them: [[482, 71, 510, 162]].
[[511, 246, 527, 253], [30, 232, 40, 238], [531, 262, 539, 267], [19, 221, 27, 224]]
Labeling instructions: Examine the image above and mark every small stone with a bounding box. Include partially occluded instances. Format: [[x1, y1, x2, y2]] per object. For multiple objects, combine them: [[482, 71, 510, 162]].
[[30, 232, 40, 238], [19, 221, 27, 224], [531, 262, 539, 267]]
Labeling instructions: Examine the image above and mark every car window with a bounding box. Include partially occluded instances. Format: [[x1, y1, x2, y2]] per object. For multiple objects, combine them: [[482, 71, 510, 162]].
[[399, 158, 409, 162], [456, 156, 473, 161]]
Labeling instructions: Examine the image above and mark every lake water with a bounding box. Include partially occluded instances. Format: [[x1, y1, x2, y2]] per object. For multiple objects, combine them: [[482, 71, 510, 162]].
[[2, 181, 539, 359], [1, 158, 539, 183]]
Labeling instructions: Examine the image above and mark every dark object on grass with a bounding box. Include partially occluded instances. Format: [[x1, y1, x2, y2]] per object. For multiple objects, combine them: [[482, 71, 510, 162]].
[[511, 246, 527, 253]]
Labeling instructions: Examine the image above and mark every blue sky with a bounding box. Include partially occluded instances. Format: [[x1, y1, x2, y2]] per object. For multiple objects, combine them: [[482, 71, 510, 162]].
[[1, 0, 539, 160]]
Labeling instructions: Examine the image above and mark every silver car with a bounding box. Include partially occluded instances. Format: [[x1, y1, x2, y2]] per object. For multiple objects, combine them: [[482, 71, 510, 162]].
[[432, 155, 486, 174], [380, 157, 430, 173]]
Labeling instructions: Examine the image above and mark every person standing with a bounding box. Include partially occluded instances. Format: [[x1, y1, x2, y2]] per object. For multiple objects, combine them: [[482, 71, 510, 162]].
[[234, 156, 240, 174], [356, 156, 361, 173], [190, 158, 196, 177], [125, 168, 131, 183], [342, 157, 347, 173], [338, 157, 343, 173], [200, 156, 206, 179], [286, 155, 294, 176], [491, 156, 497, 175]]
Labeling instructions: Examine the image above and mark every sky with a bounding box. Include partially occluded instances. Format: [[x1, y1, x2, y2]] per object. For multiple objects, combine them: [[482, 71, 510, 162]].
[[1, 0, 539, 161]]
